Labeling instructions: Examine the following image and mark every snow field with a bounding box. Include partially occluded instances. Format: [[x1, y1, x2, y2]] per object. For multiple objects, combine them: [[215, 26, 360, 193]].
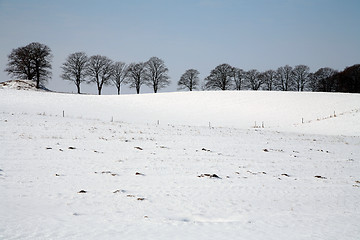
[[1, 87, 360, 239], [1, 110, 359, 239]]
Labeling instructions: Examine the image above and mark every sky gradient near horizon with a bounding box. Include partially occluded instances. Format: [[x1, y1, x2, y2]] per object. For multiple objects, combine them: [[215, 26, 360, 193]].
[[0, 0, 359, 94]]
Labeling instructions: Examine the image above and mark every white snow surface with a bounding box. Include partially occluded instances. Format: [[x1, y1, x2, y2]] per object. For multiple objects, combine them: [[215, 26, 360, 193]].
[[1, 84, 360, 239]]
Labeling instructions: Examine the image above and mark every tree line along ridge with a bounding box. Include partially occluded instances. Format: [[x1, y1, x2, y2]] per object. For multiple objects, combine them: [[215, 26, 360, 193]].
[[4, 42, 360, 94]]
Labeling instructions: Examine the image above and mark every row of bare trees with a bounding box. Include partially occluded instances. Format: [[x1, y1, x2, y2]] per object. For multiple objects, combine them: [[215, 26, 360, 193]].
[[61, 52, 170, 95], [197, 63, 333, 92], [5, 43, 360, 93], [178, 63, 360, 93]]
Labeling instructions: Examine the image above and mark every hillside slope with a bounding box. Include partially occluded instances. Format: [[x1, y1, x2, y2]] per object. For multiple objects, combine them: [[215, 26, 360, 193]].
[[1, 86, 359, 136]]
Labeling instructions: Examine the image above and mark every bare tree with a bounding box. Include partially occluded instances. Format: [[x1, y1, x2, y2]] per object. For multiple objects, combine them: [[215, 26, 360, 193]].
[[145, 57, 170, 93], [233, 68, 245, 90], [205, 63, 234, 90], [178, 69, 200, 91], [127, 62, 147, 94], [245, 69, 262, 90], [5, 46, 34, 80], [31, 43, 53, 88], [310, 67, 338, 92], [262, 69, 276, 91], [276, 65, 294, 91], [292, 64, 310, 91], [111, 62, 128, 95], [61, 52, 88, 94], [5, 42, 52, 88], [86, 55, 113, 95]]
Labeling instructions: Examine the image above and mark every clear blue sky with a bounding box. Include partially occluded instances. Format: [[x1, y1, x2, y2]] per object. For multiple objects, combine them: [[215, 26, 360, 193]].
[[0, 0, 359, 94]]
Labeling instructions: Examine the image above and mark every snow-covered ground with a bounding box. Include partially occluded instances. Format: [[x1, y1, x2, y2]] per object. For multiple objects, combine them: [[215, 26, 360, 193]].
[[1, 82, 360, 239]]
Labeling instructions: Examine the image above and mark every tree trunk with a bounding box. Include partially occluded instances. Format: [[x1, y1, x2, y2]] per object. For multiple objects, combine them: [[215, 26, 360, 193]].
[[36, 76, 40, 88], [117, 87, 120, 95], [136, 87, 140, 94], [98, 87, 101, 95], [77, 85, 81, 94]]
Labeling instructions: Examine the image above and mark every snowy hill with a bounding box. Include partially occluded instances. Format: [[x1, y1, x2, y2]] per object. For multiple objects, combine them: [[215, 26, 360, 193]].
[[1, 84, 360, 239], [1, 83, 360, 136]]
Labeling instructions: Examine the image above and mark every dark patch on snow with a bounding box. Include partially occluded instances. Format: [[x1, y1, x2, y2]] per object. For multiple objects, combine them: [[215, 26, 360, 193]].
[[134, 146, 143, 150], [198, 173, 221, 179], [78, 190, 87, 193], [94, 171, 118, 176], [314, 175, 327, 179], [247, 170, 266, 175], [201, 148, 211, 152], [113, 189, 126, 193]]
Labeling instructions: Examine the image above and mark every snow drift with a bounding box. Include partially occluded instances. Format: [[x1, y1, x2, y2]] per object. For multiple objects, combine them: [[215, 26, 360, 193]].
[[0, 79, 50, 91]]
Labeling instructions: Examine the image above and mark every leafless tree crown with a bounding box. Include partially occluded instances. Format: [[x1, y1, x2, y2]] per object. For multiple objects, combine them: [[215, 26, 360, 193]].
[[145, 57, 170, 93], [178, 69, 200, 91], [127, 62, 147, 94], [205, 63, 234, 90], [5, 42, 52, 88], [86, 55, 113, 95], [61, 52, 88, 94], [111, 61, 128, 95]]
